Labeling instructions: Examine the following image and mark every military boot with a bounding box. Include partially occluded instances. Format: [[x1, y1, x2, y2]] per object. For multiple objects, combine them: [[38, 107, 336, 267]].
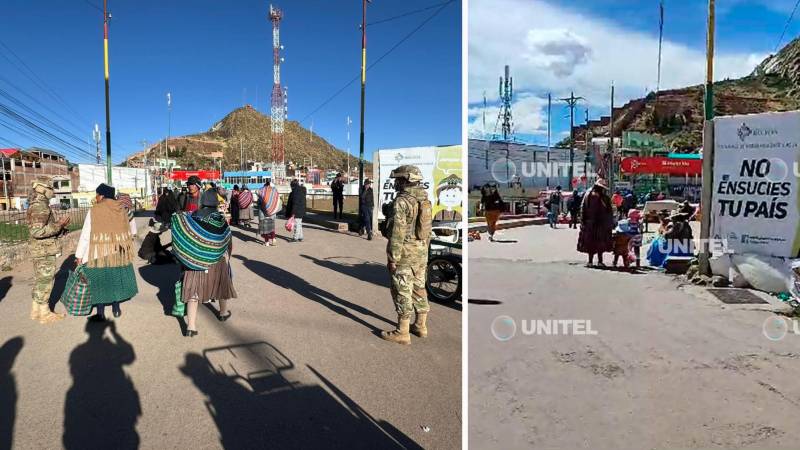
[[37, 303, 65, 324], [30, 301, 41, 321], [410, 312, 428, 338], [381, 316, 411, 345]]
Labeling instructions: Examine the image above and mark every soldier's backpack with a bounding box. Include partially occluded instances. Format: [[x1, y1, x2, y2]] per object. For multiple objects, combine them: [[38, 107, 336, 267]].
[[397, 191, 432, 241]]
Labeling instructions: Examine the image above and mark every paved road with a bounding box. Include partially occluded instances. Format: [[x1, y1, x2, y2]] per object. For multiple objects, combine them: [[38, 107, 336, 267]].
[[0, 215, 461, 449], [470, 224, 800, 450]]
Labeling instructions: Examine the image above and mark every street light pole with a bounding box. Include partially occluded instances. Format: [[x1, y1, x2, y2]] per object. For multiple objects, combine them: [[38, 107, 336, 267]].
[[699, 0, 716, 275], [358, 0, 370, 196], [103, 0, 112, 185]]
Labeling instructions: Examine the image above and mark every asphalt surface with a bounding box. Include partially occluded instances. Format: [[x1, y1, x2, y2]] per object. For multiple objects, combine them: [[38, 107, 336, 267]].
[[0, 214, 461, 450], [469, 224, 800, 450]]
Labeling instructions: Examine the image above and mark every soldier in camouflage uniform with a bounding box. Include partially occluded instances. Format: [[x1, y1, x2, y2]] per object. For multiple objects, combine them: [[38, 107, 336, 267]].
[[27, 176, 70, 324], [381, 165, 432, 345]]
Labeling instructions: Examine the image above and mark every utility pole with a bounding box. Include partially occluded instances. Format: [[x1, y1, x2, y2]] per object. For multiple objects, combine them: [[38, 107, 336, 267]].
[[560, 92, 585, 185], [609, 84, 615, 192], [483, 91, 488, 170], [346, 115, 352, 181], [547, 93, 551, 188], [166, 92, 172, 180], [358, 0, 371, 196], [103, 0, 112, 185], [585, 108, 592, 186], [93, 123, 101, 164], [699, 0, 716, 275], [240, 138, 244, 171], [1, 155, 8, 209], [140, 140, 149, 199]]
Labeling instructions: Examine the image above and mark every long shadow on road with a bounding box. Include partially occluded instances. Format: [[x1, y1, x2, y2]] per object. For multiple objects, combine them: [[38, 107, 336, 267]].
[[63, 321, 141, 450], [0, 276, 11, 304], [299, 254, 387, 288], [48, 256, 76, 310], [0, 336, 23, 450], [182, 342, 422, 449], [233, 254, 394, 331]]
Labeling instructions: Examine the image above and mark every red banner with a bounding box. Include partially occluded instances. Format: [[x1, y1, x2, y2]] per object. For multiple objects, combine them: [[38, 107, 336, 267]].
[[169, 170, 220, 181], [620, 157, 702, 175]]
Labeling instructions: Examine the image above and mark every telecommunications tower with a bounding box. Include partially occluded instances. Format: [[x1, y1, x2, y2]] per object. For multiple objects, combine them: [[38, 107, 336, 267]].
[[269, 4, 285, 176], [497, 65, 514, 141]]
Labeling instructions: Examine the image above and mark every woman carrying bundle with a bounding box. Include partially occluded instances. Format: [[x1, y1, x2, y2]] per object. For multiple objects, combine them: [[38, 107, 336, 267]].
[[172, 190, 236, 337], [75, 183, 139, 321], [257, 179, 281, 246], [237, 186, 254, 227]]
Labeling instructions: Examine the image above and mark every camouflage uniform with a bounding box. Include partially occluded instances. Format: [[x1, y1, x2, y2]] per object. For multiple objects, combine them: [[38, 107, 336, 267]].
[[386, 186, 430, 317], [27, 177, 65, 323], [381, 165, 431, 345]]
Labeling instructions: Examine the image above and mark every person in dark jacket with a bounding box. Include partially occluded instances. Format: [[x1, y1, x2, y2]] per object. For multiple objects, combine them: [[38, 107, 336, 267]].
[[359, 179, 375, 240], [481, 183, 504, 241], [330, 173, 345, 219], [285, 179, 307, 242], [154, 187, 179, 224], [178, 176, 202, 212], [567, 189, 582, 229], [229, 185, 240, 225]]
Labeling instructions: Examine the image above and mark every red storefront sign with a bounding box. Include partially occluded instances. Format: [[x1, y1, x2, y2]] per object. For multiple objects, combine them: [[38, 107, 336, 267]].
[[169, 170, 220, 181], [620, 157, 702, 175]]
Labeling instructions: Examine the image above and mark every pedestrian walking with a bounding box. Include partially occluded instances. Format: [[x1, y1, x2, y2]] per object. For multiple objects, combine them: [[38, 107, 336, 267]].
[[229, 185, 240, 225], [257, 180, 281, 246], [75, 183, 139, 321], [331, 172, 345, 219], [178, 176, 202, 213], [481, 183, 504, 241], [285, 179, 307, 242], [238, 186, 254, 227], [359, 178, 374, 240], [381, 165, 432, 345], [577, 179, 614, 267], [567, 189, 582, 229], [172, 190, 236, 337], [548, 186, 563, 228], [27, 176, 71, 324]]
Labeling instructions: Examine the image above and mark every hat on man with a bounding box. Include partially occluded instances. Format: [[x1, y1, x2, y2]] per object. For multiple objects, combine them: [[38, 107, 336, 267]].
[[186, 175, 201, 187], [96, 183, 116, 199], [31, 176, 52, 191]]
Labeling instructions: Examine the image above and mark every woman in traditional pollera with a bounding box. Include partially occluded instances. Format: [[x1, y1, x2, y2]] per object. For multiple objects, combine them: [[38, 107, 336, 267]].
[[172, 190, 236, 337], [577, 179, 614, 267], [237, 186, 254, 227], [75, 183, 139, 321], [257, 179, 281, 246]]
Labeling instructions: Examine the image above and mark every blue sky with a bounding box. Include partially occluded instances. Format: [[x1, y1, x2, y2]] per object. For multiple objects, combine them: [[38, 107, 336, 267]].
[[468, 0, 800, 145], [1, 0, 461, 165]]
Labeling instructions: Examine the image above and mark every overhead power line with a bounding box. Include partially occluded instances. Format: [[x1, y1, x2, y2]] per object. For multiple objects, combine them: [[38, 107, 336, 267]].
[[775, 0, 800, 52], [298, 0, 455, 124], [368, 0, 453, 26]]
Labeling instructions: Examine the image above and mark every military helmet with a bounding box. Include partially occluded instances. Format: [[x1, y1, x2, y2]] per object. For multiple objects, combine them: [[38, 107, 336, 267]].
[[31, 176, 53, 191], [390, 165, 423, 182]]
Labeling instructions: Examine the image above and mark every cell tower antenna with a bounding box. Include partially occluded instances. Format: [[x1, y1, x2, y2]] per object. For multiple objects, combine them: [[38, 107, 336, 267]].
[[269, 4, 285, 180], [494, 65, 514, 141]]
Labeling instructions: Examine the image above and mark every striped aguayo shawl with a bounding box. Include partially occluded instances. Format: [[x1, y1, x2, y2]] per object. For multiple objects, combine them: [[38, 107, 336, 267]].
[[238, 190, 253, 209], [171, 211, 231, 271], [258, 186, 281, 216]]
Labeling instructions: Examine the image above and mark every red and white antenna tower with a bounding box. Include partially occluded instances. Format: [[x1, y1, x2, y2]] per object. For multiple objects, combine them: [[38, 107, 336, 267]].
[[269, 4, 285, 177]]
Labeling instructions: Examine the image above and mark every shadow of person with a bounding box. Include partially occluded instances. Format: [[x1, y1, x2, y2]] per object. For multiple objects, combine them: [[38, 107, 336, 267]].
[[48, 255, 76, 310], [137, 263, 181, 315], [63, 321, 141, 450], [299, 254, 388, 288], [232, 255, 393, 331], [230, 229, 263, 244], [0, 337, 23, 450], [0, 276, 11, 304], [181, 344, 422, 449]]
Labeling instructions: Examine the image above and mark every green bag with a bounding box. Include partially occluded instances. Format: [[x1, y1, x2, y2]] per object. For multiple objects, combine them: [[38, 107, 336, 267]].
[[171, 280, 185, 317], [60, 265, 93, 316]]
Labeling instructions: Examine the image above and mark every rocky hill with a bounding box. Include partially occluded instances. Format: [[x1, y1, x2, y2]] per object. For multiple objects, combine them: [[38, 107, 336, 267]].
[[127, 106, 365, 173], [570, 37, 800, 151]]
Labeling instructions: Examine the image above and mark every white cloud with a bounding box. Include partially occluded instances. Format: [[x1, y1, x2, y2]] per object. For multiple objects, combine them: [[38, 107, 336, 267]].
[[467, 94, 548, 137], [468, 0, 768, 108]]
